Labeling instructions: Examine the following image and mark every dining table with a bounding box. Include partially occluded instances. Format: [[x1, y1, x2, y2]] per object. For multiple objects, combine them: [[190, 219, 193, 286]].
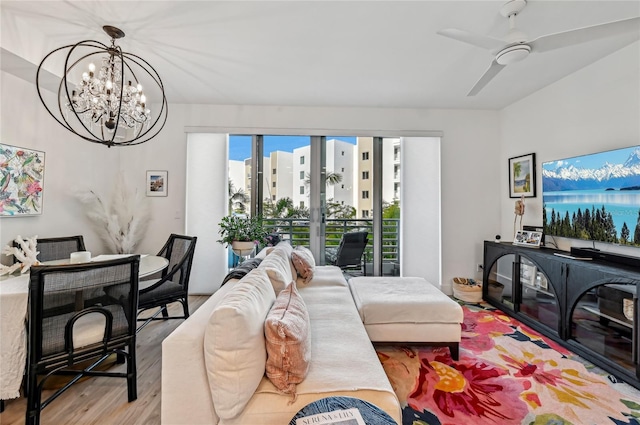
[[0, 254, 169, 400]]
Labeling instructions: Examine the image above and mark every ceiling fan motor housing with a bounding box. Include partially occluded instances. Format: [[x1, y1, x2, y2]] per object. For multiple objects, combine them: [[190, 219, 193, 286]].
[[496, 44, 531, 65]]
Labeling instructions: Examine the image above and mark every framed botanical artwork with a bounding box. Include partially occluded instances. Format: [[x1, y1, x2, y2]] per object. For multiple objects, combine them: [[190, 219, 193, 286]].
[[146, 170, 168, 197], [0, 144, 45, 216], [509, 153, 536, 198]]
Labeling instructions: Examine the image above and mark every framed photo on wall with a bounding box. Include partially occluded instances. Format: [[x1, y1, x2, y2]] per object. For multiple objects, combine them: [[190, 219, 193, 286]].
[[0, 144, 45, 216], [146, 170, 168, 197], [509, 153, 536, 198]]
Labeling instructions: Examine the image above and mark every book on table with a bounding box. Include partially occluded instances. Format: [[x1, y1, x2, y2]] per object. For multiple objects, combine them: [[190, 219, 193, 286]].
[[295, 408, 365, 425]]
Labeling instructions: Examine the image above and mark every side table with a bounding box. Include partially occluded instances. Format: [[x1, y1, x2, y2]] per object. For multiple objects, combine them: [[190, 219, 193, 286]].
[[289, 396, 397, 425]]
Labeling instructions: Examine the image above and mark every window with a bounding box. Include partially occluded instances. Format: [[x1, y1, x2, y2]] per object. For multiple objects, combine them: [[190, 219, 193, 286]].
[[272, 181, 276, 187], [300, 171, 304, 179], [362, 152, 369, 161], [272, 195, 276, 201], [300, 186, 305, 194], [300, 201, 305, 208], [362, 210, 369, 218], [362, 171, 369, 180], [300, 156, 305, 165], [362, 190, 369, 199], [272, 168, 276, 175]]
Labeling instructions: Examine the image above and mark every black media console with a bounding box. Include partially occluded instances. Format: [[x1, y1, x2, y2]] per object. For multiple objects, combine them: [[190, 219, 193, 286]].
[[483, 241, 640, 389]]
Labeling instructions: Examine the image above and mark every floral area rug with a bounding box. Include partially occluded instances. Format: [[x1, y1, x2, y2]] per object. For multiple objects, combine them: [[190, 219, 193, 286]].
[[375, 303, 640, 425]]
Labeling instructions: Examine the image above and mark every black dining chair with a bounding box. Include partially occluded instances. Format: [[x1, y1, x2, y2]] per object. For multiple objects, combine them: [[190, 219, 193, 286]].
[[25, 256, 140, 425], [13, 235, 87, 263], [137, 234, 197, 332], [326, 231, 369, 276]]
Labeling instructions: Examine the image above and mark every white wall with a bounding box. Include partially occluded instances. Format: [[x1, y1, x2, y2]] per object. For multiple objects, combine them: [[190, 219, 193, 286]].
[[0, 71, 119, 258], [2, 72, 501, 294], [500, 41, 640, 258]]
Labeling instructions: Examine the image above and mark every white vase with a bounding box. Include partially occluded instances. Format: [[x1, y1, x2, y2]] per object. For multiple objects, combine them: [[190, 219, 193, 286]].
[[231, 241, 255, 257]]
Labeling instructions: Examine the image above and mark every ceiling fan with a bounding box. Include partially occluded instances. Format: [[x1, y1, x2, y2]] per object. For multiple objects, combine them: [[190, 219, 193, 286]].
[[437, 0, 640, 96]]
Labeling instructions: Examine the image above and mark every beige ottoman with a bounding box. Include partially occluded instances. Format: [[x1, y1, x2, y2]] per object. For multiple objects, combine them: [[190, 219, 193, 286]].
[[348, 276, 463, 360]]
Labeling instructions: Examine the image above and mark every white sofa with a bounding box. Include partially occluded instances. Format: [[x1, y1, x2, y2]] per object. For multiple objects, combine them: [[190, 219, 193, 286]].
[[161, 264, 402, 425]]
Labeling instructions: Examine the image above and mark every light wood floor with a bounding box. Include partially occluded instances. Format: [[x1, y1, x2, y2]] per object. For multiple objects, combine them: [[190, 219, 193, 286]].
[[0, 296, 209, 425]]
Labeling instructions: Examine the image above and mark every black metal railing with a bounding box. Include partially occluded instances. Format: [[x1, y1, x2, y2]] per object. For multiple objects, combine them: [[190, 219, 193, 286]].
[[262, 218, 400, 268]]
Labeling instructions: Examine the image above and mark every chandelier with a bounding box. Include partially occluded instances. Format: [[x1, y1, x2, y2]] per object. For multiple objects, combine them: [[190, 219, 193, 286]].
[[36, 25, 168, 147]]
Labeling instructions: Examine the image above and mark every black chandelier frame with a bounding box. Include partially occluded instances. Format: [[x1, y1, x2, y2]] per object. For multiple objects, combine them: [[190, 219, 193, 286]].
[[36, 26, 168, 147]]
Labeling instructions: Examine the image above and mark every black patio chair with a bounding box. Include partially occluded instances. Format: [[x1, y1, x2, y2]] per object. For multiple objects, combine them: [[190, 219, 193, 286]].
[[25, 256, 140, 425], [326, 231, 369, 276], [136, 234, 197, 332], [13, 235, 86, 263]]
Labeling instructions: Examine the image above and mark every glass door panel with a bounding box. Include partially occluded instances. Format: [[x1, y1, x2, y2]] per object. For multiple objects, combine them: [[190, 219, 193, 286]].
[[486, 254, 515, 309], [572, 283, 636, 374], [519, 257, 558, 331]]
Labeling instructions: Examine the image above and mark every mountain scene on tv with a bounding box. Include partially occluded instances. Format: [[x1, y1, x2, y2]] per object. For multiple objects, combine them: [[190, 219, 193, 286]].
[[542, 146, 640, 247]]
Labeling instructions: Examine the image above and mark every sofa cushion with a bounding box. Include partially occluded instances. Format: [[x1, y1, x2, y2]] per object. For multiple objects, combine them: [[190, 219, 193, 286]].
[[265, 281, 311, 397], [203, 268, 276, 420], [258, 243, 295, 293], [291, 246, 315, 284]]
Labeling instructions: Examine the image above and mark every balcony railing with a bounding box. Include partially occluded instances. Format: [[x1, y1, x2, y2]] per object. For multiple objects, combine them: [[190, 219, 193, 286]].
[[262, 218, 400, 269]]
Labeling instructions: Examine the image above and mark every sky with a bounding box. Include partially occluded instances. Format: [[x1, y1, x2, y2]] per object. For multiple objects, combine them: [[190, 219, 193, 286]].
[[228, 135, 357, 161], [542, 145, 639, 170]]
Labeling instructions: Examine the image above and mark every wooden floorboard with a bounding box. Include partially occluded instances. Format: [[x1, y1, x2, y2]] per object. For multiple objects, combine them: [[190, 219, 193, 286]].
[[0, 295, 208, 425]]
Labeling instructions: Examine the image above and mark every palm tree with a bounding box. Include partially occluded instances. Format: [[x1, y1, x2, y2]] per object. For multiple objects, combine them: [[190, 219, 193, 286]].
[[228, 181, 249, 214], [304, 171, 343, 187], [513, 161, 522, 180]]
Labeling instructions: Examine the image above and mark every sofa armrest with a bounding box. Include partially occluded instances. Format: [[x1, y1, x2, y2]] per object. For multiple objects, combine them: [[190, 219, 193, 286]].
[[161, 282, 236, 424]]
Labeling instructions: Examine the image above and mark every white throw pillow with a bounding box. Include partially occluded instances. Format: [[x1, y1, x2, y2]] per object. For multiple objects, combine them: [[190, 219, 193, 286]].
[[258, 243, 295, 293], [203, 268, 276, 420], [291, 246, 315, 284]]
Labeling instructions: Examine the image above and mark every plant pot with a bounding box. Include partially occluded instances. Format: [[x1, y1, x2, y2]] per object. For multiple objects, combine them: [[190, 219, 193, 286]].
[[231, 240, 255, 257]]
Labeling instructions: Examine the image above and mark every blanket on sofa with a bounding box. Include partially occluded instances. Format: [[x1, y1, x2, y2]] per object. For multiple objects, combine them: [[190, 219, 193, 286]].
[[221, 258, 262, 286]]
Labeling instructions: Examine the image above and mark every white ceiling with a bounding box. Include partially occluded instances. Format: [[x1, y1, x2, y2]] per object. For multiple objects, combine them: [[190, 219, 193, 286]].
[[1, 0, 639, 110]]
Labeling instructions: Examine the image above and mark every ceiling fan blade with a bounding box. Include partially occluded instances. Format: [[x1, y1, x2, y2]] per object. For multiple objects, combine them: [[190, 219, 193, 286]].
[[467, 60, 506, 96], [530, 17, 640, 53], [437, 28, 506, 51]]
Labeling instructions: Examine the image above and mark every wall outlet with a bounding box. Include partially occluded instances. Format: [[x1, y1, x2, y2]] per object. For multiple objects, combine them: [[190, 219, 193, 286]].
[[476, 263, 483, 272]]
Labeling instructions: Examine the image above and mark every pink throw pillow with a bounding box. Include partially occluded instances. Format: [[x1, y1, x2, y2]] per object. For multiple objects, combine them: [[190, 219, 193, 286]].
[[264, 281, 311, 398], [291, 246, 315, 284]]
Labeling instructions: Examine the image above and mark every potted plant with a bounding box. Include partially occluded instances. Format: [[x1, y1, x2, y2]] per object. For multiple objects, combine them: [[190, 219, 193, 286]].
[[217, 215, 268, 256]]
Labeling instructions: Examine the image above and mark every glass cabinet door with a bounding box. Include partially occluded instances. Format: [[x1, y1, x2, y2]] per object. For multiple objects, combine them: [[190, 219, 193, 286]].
[[518, 257, 559, 332], [486, 254, 516, 309], [571, 282, 636, 376]]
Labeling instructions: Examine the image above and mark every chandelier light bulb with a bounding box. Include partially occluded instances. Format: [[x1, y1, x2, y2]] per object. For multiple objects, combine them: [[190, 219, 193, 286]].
[[36, 25, 168, 147]]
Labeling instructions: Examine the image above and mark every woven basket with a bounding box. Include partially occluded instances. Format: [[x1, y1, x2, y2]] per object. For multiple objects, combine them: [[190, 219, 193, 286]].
[[452, 278, 483, 303]]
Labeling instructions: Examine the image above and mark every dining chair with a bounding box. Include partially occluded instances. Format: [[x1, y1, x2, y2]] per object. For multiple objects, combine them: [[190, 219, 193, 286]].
[[25, 256, 140, 425], [14, 235, 86, 263], [137, 234, 197, 332], [325, 231, 369, 276]]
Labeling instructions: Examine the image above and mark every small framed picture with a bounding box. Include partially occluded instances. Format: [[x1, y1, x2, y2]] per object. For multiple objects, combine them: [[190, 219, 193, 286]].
[[146, 170, 168, 197], [513, 230, 543, 247], [509, 153, 536, 198]]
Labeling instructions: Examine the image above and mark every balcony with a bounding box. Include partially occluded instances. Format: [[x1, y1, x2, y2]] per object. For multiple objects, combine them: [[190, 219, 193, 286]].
[[262, 218, 400, 275]]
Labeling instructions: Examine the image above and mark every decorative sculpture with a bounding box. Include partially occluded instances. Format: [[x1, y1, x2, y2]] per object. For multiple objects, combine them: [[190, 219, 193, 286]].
[[0, 235, 40, 275], [514, 195, 525, 238]]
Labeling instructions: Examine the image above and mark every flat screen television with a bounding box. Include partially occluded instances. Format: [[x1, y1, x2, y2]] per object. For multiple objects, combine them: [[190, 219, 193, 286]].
[[542, 145, 640, 247]]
